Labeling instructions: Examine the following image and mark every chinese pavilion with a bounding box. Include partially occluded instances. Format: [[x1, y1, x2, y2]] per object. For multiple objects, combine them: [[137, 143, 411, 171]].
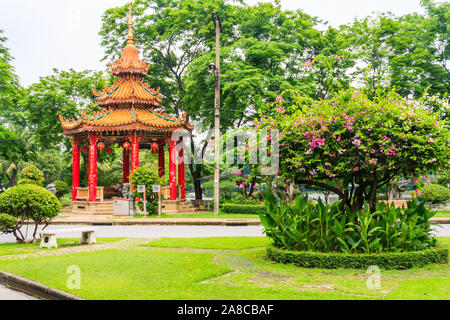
[[59, 4, 193, 214]]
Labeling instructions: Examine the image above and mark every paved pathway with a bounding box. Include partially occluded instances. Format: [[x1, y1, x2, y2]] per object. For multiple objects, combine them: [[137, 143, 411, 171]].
[[0, 284, 37, 300], [0, 238, 149, 260], [0, 225, 266, 244]]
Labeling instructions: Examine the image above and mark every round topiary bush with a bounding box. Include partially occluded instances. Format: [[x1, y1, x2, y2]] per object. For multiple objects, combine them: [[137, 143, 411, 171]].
[[17, 165, 44, 186], [419, 184, 450, 203], [0, 184, 61, 243], [52, 180, 69, 199]]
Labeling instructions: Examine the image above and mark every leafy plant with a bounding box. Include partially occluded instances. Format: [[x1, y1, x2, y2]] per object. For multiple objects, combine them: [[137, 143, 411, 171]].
[[52, 180, 69, 199], [0, 184, 61, 243], [129, 167, 162, 214], [419, 184, 450, 203], [0, 213, 17, 234], [260, 189, 437, 254], [17, 165, 44, 186]]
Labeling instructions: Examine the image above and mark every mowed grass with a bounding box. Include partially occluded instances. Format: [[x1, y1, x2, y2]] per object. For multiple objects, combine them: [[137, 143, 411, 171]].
[[0, 237, 448, 300], [143, 237, 271, 249], [0, 238, 125, 256], [433, 210, 450, 218], [130, 212, 259, 219]]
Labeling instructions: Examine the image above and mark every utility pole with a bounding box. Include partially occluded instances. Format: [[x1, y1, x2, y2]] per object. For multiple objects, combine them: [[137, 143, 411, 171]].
[[212, 12, 223, 215]]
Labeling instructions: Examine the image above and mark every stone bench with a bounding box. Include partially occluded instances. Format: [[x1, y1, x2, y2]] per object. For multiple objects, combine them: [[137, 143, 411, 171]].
[[39, 227, 97, 249]]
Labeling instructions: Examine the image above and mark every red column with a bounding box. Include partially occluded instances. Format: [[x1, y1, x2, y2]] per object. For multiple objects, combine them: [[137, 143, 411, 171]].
[[130, 131, 139, 173], [169, 139, 177, 200], [88, 132, 97, 202], [178, 140, 185, 200], [123, 148, 130, 183], [158, 139, 165, 178], [71, 137, 80, 201]]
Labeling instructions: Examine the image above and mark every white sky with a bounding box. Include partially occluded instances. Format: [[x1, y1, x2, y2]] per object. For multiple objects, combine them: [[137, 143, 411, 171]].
[[0, 0, 429, 87]]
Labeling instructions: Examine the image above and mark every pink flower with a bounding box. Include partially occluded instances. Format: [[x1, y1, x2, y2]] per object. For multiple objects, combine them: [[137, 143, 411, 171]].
[[429, 138, 435, 144], [353, 167, 360, 172], [336, 136, 341, 142], [276, 96, 284, 103], [304, 59, 313, 69], [352, 139, 362, 146]]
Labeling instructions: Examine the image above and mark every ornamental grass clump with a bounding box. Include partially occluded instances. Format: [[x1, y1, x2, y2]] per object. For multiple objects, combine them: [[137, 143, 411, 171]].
[[260, 189, 437, 254]]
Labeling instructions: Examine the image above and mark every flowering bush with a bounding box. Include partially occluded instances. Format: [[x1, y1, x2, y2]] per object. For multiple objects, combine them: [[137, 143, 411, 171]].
[[259, 89, 449, 212]]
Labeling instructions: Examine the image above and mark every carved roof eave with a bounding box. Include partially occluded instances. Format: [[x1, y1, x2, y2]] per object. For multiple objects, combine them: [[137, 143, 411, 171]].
[[97, 98, 161, 107], [62, 122, 194, 136]]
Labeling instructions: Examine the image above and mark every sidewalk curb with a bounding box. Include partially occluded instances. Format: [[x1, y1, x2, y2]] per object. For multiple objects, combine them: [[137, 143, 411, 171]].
[[49, 219, 263, 226], [48, 218, 450, 226], [0, 271, 83, 300]]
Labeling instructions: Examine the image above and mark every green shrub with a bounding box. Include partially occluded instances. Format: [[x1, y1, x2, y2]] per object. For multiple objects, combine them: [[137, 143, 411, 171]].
[[0, 213, 18, 234], [376, 194, 388, 200], [437, 173, 450, 187], [419, 184, 450, 203], [266, 245, 448, 269], [221, 203, 265, 215], [129, 167, 161, 214], [260, 189, 437, 254], [0, 184, 61, 243], [17, 165, 44, 186], [52, 180, 69, 199]]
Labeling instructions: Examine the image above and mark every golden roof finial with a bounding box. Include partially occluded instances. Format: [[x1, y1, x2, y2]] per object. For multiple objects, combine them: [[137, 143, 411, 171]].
[[127, 2, 134, 45]]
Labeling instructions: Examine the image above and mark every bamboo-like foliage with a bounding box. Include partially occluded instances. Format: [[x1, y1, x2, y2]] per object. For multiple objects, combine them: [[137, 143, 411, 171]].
[[260, 189, 437, 253]]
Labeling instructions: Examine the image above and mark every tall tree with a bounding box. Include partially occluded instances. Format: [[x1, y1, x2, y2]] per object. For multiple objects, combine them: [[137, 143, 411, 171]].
[[100, 0, 347, 199], [20, 69, 108, 148], [0, 29, 21, 126], [343, 0, 449, 98]]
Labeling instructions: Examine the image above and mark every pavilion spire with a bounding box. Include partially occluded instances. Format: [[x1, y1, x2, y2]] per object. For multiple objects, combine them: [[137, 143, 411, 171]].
[[127, 2, 134, 45]]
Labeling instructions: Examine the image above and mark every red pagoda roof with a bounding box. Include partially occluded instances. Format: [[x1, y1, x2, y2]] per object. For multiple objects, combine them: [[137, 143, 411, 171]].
[[59, 107, 192, 133], [59, 3, 192, 136], [93, 78, 162, 106]]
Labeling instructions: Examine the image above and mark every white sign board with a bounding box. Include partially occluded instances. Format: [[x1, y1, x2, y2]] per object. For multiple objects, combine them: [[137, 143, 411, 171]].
[[137, 185, 145, 193], [153, 185, 161, 193]]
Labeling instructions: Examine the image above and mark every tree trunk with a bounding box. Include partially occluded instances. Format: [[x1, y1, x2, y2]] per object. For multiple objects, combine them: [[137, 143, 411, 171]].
[[193, 169, 202, 200], [10, 166, 17, 187], [248, 177, 257, 198]]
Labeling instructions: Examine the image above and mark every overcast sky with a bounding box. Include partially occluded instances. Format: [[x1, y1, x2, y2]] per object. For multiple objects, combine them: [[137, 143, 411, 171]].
[[0, 0, 429, 87]]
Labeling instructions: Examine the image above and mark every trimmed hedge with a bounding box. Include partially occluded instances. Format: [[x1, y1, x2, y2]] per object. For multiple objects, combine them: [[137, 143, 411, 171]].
[[266, 245, 448, 270], [221, 203, 265, 215], [419, 184, 450, 203]]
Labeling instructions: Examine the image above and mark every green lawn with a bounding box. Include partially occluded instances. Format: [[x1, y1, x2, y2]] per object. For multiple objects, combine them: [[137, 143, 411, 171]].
[[127, 212, 260, 219], [0, 238, 125, 256], [0, 237, 448, 300], [433, 210, 450, 218], [143, 237, 271, 249]]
